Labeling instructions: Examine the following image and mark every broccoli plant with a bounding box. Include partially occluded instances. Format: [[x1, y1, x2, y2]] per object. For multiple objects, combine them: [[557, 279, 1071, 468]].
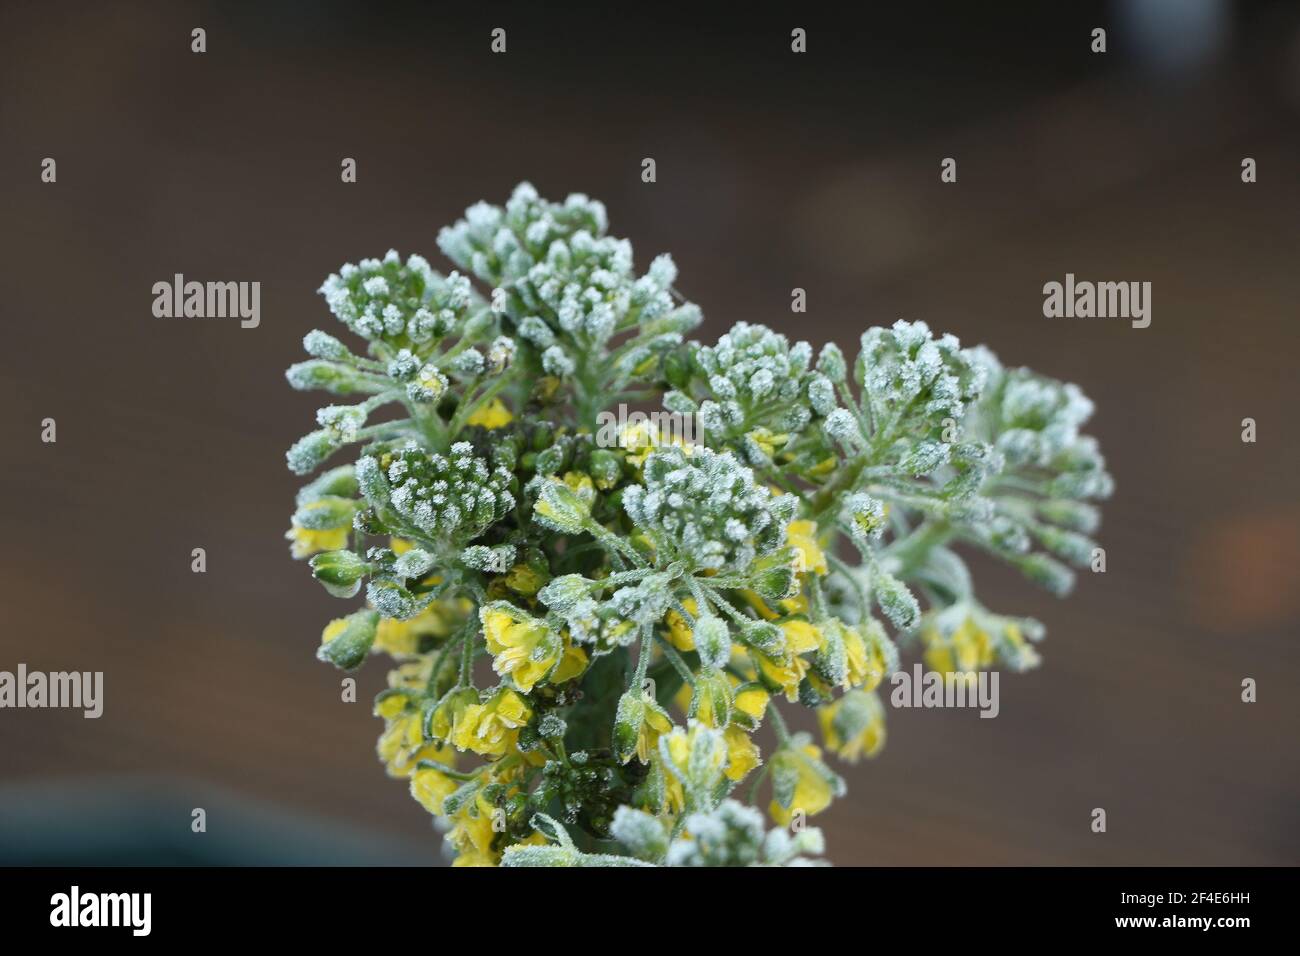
[[284, 183, 1111, 866]]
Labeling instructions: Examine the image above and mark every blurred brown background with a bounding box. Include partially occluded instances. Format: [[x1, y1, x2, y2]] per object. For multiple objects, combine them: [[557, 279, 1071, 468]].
[[1, 0, 1297, 865]]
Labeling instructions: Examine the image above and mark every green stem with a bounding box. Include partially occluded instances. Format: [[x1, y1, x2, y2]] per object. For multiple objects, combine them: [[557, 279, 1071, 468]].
[[458, 627, 476, 687], [652, 633, 696, 688], [767, 703, 793, 746], [884, 519, 952, 579], [631, 626, 653, 690]]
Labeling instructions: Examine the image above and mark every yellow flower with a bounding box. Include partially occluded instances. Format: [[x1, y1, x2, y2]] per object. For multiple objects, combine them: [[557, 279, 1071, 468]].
[[756, 652, 807, 702], [818, 691, 886, 763], [781, 619, 822, 655], [452, 688, 532, 756], [732, 682, 770, 727], [320, 616, 348, 646], [466, 398, 514, 429], [626, 694, 674, 764], [785, 520, 828, 576], [410, 759, 460, 816], [374, 599, 470, 657], [740, 588, 809, 621], [415, 364, 447, 400], [807, 455, 837, 477], [428, 686, 478, 743], [663, 721, 728, 791], [663, 760, 686, 815], [768, 744, 836, 825], [504, 563, 545, 596], [746, 427, 789, 459], [448, 792, 500, 866], [843, 624, 886, 691], [662, 598, 698, 651], [723, 726, 760, 781], [481, 604, 560, 692], [617, 420, 666, 468], [377, 712, 455, 778], [549, 641, 589, 683], [689, 670, 732, 728], [752, 618, 821, 702], [923, 616, 994, 676], [285, 523, 348, 559]]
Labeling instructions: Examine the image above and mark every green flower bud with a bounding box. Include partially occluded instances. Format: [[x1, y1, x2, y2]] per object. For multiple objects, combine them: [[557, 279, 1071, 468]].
[[309, 549, 370, 598], [691, 668, 732, 727], [286, 429, 340, 476], [748, 548, 798, 603], [295, 465, 358, 506], [392, 548, 436, 581], [285, 360, 366, 396], [693, 615, 731, 671], [302, 329, 351, 361], [534, 444, 566, 477], [532, 479, 591, 534], [816, 342, 846, 383], [367, 579, 421, 619], [741, 619, 785, 655], [588, 449, 622, 489], [873, 570, 919, 630], [316, 608, 379, 671], [353, 456, 391, 509], [613, 690, 646, 765], [1015, 553, 1075, 597], [538, 574, 595, 614], [292, 495, 356, 531], [1036, 499, 1100, 535]]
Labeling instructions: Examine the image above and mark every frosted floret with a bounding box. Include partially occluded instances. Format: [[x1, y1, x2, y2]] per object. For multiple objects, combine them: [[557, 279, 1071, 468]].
[[386, 349, 420, 380], [823, 407, 859, 445], [487, 336, 516, 373], [541, 345, 575, 376], [686, 322, 835, 454], [856, 320, 985, 431], [317, 253, 466, 345], [372, 444, 514, 543], [435, 183, 692, 359], [448, 349, 485, 377], [807, 375, 836, 416], [622, 445, 795, 574], [516, 315, 555, 348], [973, 365, 1113, 502], [664, 799, 767, 867]]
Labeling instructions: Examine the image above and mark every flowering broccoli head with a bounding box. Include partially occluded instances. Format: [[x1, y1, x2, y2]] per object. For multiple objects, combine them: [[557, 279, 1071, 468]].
[[283, 183, 1110, 867]]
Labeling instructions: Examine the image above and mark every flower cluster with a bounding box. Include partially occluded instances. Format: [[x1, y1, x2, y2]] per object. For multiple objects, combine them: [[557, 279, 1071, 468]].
[[283, 183, 1111, 866]]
